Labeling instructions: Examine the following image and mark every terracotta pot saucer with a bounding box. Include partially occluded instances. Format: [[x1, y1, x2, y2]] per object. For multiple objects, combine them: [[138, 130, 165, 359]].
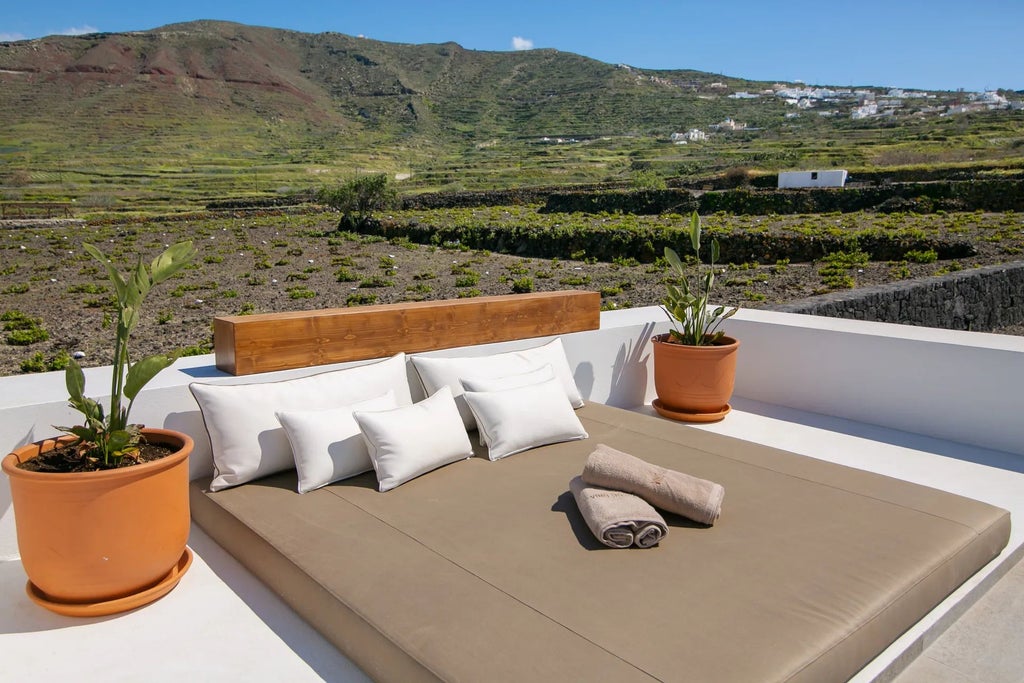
[[25, 547, 193, 617], [653, 399, 731, 423]]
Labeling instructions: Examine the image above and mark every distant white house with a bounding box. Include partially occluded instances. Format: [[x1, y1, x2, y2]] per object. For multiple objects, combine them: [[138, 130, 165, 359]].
[[670, 129, 706, 143], [778, 170, 848, 189], [712, 117, 746, 131], [851, 103, 878, 119]]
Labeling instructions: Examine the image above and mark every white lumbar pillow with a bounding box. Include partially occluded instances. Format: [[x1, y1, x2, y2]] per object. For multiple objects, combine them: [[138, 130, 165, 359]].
[[276, 391, 398, 494], [463, 376, 589, 461], [410, 338, 583, 430], [191, 353, 413, 491], [354, 386, 474, 492], [461, 365, 556, 445], [459, 364, 555, 394]]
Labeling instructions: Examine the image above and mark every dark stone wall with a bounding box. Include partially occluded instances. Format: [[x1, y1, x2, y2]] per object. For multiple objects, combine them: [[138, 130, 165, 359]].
[[544, 180, 1024, 216], [771, 262, 1024, 332]]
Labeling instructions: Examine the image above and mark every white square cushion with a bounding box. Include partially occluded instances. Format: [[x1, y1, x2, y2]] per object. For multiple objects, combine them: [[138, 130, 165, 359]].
[[191, 353, 413, 491], [276, 391, 397, 494], [354, 386, 473, 492], [463, 376, 589, 461], [410, 338, 583, 430]]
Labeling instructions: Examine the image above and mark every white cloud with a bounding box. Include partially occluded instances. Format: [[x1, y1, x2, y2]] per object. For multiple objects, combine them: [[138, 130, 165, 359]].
[[59, 25, 99, 36], [511, 36, 533, 51], [0, 32, 26, 42]]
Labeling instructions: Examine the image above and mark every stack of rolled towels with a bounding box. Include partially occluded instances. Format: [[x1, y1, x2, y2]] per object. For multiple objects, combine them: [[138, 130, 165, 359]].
[[571, 443, 725, 549]]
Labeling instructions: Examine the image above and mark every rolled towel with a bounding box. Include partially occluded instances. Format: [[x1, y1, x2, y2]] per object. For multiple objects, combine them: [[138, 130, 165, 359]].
[[569, 476, 667, 549], [581, 443, 725, 526]]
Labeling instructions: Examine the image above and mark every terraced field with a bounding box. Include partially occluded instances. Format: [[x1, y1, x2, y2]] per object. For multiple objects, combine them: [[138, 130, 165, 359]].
[[0, 206, 1021, 376]]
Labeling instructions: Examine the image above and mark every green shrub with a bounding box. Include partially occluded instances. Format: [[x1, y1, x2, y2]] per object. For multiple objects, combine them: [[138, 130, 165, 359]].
[[510, 277, 533, 293], [346, 293, 378, 306], [67, 283, 107, 294], [286, 286, 316, 299], [335, 267, 358, 282], [905, 249, 938, 264], [359, 275, 394, 288], [454, 272, 481, 287], [180, 342, 213, 357], [20, 352, 46, 373], [2, 283, 29, 294], [19, 349, 72, 372], [2, 311, 48, 345], [318, 174, 397, 225]]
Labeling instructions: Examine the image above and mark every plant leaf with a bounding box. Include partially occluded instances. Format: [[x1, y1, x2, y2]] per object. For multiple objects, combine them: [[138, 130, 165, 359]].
[[106, 429, 134, 454], [663, 246, 684, 274], [150, 242, 197, 284], [83, 243, 127, 303], [65, 361, 85, 401], [688, 211, 701, 253], [125, 355, 174, 400]]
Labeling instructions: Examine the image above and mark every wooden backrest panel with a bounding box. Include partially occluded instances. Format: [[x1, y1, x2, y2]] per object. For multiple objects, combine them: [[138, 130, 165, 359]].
[[214, 290, 601, 375]]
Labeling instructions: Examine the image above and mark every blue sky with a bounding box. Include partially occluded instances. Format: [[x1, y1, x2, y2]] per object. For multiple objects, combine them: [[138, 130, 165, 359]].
[[1, 1, 1020, 92]]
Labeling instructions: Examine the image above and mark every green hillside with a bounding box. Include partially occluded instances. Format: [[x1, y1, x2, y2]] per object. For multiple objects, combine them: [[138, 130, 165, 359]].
[[0, 20, 1021, 211]]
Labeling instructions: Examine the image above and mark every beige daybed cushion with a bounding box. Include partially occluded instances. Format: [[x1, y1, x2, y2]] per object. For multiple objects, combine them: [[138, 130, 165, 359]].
[[190, 402, 1010, 683]]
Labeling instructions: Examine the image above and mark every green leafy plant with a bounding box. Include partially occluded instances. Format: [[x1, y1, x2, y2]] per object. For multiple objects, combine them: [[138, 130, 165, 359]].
[[57, 241, 197, 467], [662, 212, 737, 345]]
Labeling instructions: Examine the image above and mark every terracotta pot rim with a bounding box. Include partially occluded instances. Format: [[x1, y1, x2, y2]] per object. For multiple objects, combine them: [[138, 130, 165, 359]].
[[2, 427, 193, 482], [652, 333, 740, 348]]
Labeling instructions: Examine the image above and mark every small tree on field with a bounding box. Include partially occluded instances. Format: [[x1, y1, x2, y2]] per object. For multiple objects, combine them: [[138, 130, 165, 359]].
[[317, 174, 397, 228]]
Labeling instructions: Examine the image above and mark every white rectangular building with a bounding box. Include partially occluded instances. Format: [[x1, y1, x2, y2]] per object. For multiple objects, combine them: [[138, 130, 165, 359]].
[[778, 169, 848, 188]]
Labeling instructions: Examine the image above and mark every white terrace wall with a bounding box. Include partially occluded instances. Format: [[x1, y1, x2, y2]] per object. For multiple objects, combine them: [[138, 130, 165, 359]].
[[3, 306, 1023, 559]]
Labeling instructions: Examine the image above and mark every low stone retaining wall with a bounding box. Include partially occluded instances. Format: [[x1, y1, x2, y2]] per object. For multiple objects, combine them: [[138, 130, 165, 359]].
[[771, 261, 1024, 332]]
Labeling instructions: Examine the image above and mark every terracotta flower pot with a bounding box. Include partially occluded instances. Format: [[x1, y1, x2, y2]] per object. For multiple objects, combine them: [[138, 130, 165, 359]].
[[652, 333, 740, 421], [2, 428, 193, 616]]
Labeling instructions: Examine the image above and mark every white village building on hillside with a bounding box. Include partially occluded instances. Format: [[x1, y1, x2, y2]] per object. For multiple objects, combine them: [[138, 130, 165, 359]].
[[670, 129, 706, 143], [778, 169, 848, 188]]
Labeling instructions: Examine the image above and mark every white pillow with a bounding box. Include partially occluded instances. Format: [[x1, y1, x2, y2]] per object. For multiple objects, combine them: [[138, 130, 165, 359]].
[[276, 391, 397, 494], [459, 364, 555, 393], [354, 386, 474, 492], [191, 353, 413, 491], [411, 338, 584, 430], [461, 365, 556, 445], [463, 377, 589, 461]]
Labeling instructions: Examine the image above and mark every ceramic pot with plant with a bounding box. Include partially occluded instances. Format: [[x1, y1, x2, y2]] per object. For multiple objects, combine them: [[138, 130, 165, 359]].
[[652, 212, 739, 422], [2, 240, 198, 616]]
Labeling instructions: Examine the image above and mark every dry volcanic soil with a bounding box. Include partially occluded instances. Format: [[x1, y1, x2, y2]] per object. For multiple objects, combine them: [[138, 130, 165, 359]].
[[0, 208, 1022, 377]]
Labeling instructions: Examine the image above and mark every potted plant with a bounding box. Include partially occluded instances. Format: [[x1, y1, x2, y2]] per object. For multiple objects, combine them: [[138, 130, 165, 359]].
[[652, 212, 739, 422], [2, 240, 198, 616]]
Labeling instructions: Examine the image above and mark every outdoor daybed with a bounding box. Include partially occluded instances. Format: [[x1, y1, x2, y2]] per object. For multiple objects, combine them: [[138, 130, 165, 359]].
[[189, 295, 1010, 682]]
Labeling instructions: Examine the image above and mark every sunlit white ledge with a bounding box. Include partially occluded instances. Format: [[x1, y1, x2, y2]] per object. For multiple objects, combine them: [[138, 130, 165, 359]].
[[1, 306, 1022, 682]]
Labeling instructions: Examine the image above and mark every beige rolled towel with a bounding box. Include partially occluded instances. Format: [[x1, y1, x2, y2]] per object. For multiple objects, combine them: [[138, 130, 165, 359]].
[[581, 443, 725, 526], [569, 476, 667, 549]]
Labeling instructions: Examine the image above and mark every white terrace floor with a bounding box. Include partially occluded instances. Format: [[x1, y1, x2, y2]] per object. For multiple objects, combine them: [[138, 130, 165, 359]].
[[1, 307, 1023, 682]]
